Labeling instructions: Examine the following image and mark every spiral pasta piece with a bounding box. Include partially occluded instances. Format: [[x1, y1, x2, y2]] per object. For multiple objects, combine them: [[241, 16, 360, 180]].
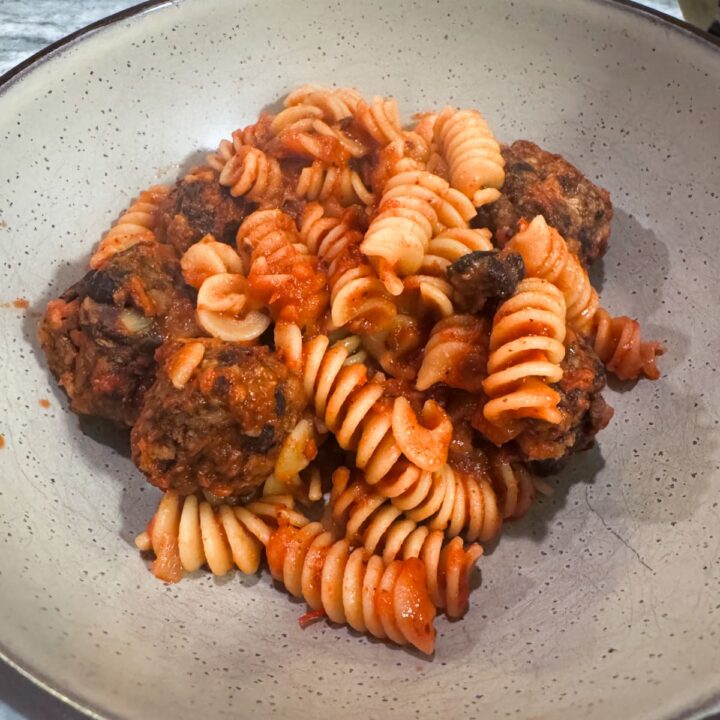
[[360, 313, 425, 381], [433, 107, 505, 207], [276, 326, 452, 480], [273, 416, 319, 482], [298, 203, 397, 333], [196, 272, 271, 342], [505, 215, 599, 334], [355, 96, 404, 145], [416, 314, 488, 392], [166, 341, 206, 390], [296, 161, 374, 206], [90, 185, 171, 268], [238, 209, 329, 329], [507, 216, 662, 379], [486, 449, 537, 521], [283, 84, 363, 122], [180, 234, 245, 288], [135, 490, 307, 583], [592, 308, 662, 380], [482, 278, 567, 429], [329, 467, 483, 618], [265, 521, 437, 654], [268, 95, 369, 163], [215, 145, 284, 204], [361, 170, 477, 295]]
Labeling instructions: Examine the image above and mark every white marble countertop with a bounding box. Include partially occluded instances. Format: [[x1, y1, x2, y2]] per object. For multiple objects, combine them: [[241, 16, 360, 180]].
[[0, 0, 697, 719]]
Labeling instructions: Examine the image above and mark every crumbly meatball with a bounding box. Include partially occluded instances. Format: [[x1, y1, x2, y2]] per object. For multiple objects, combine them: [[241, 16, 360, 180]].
[[474, 140, 613, 266], [446, 250, 525, 314], [514, 331, 614, 466], [39, 243, 198, 426], [131, 341, 306, 498], [163, 166, 250, 254]]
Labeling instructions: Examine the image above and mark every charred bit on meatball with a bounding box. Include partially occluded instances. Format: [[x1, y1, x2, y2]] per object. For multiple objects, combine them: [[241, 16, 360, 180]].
[[446, 250, 525, 313]]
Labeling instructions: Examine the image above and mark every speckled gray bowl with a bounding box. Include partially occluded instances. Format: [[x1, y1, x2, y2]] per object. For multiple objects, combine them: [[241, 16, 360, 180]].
[[1, 1, 719, 718]]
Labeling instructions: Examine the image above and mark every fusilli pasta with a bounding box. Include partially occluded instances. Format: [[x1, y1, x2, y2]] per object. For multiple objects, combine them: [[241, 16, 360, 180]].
[[238, 209, 329, 329], [90, 185, 171, 268], [433, 107, 505, 207], [508, 215, 662, 379], [482, 278, 567, 430], [135, 490, 306, 583], [265, 522, 437, 654], [329, 466, 483, 618]]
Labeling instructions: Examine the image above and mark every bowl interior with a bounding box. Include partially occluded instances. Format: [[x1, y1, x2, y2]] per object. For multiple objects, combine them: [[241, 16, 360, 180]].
[[0, 1, 719, 718]]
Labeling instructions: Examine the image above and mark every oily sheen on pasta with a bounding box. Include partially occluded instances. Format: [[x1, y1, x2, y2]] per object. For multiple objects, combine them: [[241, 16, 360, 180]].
[[38, 83, 663, 657]]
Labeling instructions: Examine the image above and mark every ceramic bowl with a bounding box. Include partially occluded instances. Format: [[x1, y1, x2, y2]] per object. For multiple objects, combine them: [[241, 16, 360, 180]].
[[1, 1, 719, 718]]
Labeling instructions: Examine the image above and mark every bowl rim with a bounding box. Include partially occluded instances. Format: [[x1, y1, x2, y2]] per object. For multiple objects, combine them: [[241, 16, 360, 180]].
[[0, 0, 718, 96], [0, 0, 718, 719]]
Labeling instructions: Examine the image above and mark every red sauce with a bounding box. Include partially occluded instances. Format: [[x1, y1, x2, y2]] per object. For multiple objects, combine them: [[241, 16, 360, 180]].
[[13, 298, 29, 309], [0, 435, 4, 449], [39, 398, 51, 409]]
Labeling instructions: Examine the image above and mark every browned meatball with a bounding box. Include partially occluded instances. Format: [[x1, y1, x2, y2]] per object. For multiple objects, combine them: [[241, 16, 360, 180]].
[[131, 340, 306, 499], [514, 331, 614, 466], [39, 243, 198, 426], [163, 166, 251, 253], [474, 140, 613, 266]]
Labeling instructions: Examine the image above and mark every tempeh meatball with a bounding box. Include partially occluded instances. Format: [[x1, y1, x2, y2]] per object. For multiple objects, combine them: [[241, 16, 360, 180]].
[[131, 340, 306, 499], [39, 243, 198, 426]]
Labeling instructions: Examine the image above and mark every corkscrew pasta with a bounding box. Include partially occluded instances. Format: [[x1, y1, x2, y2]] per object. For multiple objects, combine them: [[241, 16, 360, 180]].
[[329, 467, 483, 618], [42, 83, 664, 657], [90, 185, 171, 268], [482, 278, 567, 430], [507, 215, 663, 379], [433, 107, 505, 207]]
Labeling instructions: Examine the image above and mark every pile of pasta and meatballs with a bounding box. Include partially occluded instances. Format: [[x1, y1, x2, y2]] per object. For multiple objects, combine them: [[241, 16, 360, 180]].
[[40, 85, 662, 655]]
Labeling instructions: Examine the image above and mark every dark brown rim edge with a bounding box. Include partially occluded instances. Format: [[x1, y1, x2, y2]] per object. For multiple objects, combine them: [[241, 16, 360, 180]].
[[0, 0, 171, 91], [601, 0, 720, 48], [0, 0, 718, 719]]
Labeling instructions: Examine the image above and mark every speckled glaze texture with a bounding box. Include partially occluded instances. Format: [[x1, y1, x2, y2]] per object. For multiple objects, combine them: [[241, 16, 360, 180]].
[[0, 1, 718, 718]]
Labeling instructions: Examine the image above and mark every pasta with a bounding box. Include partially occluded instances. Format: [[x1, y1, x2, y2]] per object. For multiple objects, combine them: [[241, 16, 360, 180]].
[[41, 83, 665, 657], [296, 161, 374, 206], [506, 215, 599, 334], [433, 106, 505, 207], [196, 272, 271, 342], [180, 234, 246, 288], [238, 210, 329, 330], [592, 308, 662, 381], [361, 168, 477, 295], [265, 522, 437, 654], [416, 314, 488, 392], [355, 96, 404, 145], [135, 490, 306, 583], [507, 215, 662, 379], [297, 203, 397, 334], [482, 278, 567, 430], [90, 185, 171, 268], [329, 467, 483, 618]]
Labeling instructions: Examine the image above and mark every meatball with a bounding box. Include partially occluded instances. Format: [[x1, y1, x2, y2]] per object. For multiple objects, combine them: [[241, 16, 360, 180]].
[[446, 250, 525, 314], [131, 340, 306, 498], [39, 243, 198, 426], [474, 140, 613, 266], [514, 331, 614, 466], [163, 166, 250, 254]]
